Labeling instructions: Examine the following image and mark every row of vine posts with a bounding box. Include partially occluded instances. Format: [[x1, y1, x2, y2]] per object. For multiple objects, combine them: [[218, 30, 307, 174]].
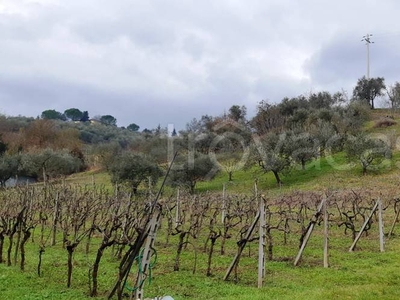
[[0, 180, 399, 299]]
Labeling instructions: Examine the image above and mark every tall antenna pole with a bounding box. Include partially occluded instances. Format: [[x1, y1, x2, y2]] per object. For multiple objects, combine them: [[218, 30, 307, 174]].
[[362, 33, 374, 79]]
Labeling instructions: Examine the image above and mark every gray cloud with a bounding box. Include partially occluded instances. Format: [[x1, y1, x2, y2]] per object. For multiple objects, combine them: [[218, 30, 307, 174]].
[[306, 32, 400, 96], [305, 34, 365, 91], [1, 0, 400, 130]]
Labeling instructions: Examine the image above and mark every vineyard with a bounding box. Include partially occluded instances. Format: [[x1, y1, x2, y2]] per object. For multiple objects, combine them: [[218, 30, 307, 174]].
[[1, 182, 400, 299]]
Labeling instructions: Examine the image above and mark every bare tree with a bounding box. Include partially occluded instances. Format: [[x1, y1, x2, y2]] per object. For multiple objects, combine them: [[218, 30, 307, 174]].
[[386, 82, 400, 112]]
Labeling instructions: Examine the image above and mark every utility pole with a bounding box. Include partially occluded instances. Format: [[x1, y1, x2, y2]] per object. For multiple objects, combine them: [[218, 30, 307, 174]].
[[361, 33, 374, 79]]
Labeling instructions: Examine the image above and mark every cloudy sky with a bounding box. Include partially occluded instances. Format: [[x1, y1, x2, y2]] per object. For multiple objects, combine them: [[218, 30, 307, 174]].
[[1, 0, 400, 130]]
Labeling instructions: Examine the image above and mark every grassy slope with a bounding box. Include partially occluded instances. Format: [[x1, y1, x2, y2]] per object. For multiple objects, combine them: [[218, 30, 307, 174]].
[[196, 108, 400, 196], [66, 108, 400, 196], [3, 109, 400, 300]]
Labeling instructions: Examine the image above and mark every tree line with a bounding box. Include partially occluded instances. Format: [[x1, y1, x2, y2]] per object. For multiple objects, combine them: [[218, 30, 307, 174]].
[[40, 107, 140, 131]]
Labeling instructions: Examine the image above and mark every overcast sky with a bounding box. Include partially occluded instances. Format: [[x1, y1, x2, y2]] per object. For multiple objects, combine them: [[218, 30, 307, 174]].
[[1, 0, 400, 130]]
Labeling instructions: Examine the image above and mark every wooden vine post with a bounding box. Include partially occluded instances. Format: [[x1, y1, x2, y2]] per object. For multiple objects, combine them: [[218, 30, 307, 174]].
[[108, 151, 178, 300], [223, 211, 260, 281], [323, 196, 329, 268], [221, 183, 226, 224], [257, 192, 266, 288], [175, 189, 180, 228], [132, 205, 162, 300], [388, 201, 400, 237], [349, 199, 380, 252], [378, 198, 385, 252], [224, 180, 267, 287], [294, 197, 325, 266]]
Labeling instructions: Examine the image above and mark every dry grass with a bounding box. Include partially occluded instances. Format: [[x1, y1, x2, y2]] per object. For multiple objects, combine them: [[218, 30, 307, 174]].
[[374, 117, 397, 128]]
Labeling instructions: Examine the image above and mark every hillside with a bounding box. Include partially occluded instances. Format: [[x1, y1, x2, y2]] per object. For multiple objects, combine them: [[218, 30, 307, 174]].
[[2, 109, 400, 300], [65, 108, 400, 197]]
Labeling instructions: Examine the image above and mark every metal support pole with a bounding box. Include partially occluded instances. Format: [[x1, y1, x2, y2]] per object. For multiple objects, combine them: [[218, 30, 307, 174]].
[[362, 33, 374, 79]]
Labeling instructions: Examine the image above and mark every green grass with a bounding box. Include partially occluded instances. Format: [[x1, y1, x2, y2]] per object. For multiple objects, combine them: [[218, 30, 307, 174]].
[[2, 219, 400, 300], [195, 149, 400, 196], [66, 169, 111, 187]]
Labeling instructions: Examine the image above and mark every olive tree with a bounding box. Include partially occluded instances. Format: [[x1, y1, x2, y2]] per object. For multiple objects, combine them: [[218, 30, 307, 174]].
[[167, 153, 218, 194], [345, 133, 391, 175], [211, 151, 246, 182], [108, 152, 162, 194], [309, 120, 341, 157], [353, 76, 386, 109], [254, 132, 290, 185], [285, 130, 319, 170], [0, 154, 20, 187], [20, 149, 84, 181]]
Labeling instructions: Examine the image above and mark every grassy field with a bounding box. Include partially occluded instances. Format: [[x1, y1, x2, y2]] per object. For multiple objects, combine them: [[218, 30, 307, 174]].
[[1, 208, 400, 300]]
